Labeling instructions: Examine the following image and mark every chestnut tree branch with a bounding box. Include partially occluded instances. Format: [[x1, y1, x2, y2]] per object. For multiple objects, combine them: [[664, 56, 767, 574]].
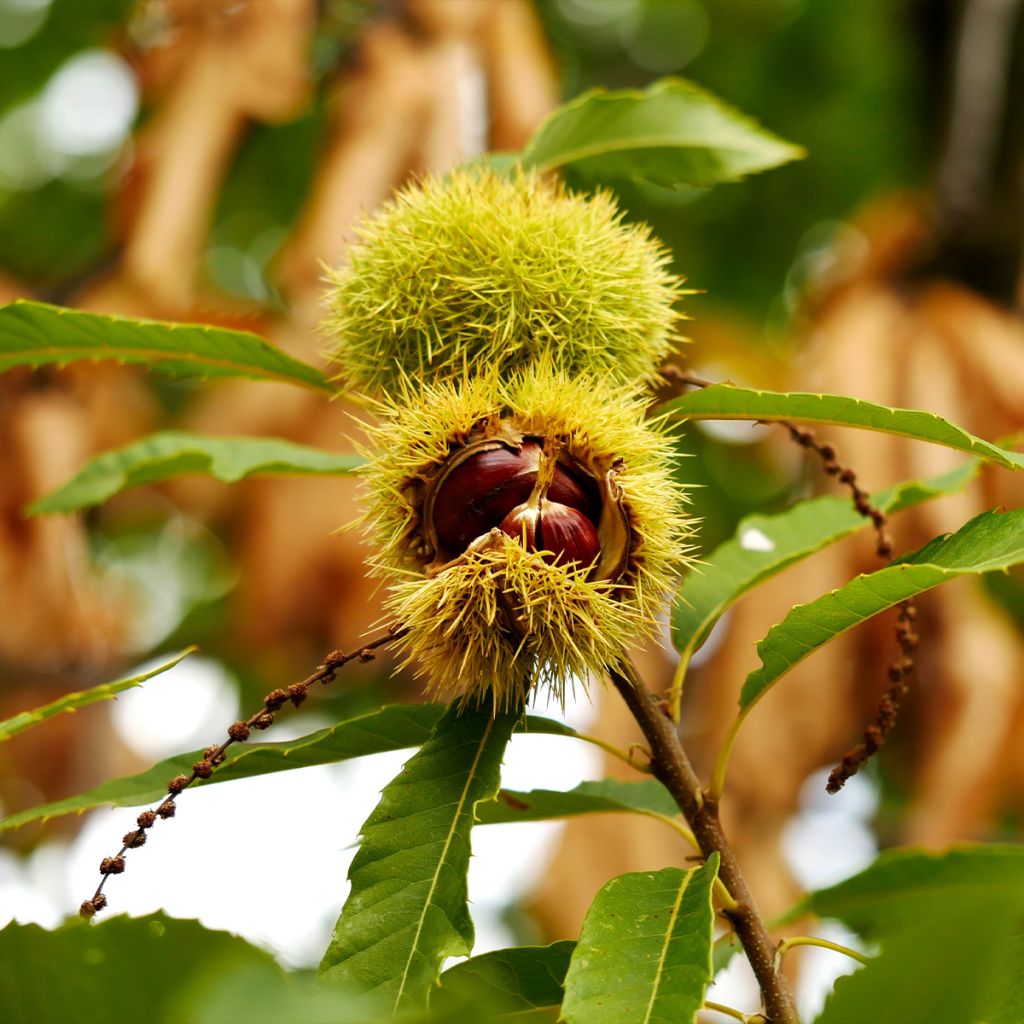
[[609, 658, 799, 1024]]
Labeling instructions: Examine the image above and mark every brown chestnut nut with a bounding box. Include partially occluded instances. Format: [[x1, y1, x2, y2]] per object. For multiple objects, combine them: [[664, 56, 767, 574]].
[[431, 440, 600, 556], [499, 499, 601, 568], [498, 502, 539, 550], [432, 444, 537, 552], [538, 500, 601, 567], [544, 454, 601, 523]]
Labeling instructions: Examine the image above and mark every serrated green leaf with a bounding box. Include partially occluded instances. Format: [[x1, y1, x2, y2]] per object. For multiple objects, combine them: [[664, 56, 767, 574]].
[[672, 462, 979, 668], [477, 779, 677, 825], [664, 385, 1024, 471], [0, 703, 445, 832], [0, 648, 195, 742], [319, 702, 518, 1010], [788, 847, 1024, 1024], [521, 78, 803, 188], [560, 856, 719, 1024], [741, 509, 1024, 711], [0, 300, 333, 392], [814, 899, 1017, 1024], [0, 913, 280, 1024], [436, 942, 575, 1021], [0, 707, 576, 833], [29, 431, 362, 515]]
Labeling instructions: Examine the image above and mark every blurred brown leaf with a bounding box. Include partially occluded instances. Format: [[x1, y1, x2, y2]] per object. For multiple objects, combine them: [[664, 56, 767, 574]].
[[535, 197, 1024, 933]]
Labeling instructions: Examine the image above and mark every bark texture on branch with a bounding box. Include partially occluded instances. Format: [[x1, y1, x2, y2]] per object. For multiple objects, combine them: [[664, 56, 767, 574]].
[[610, 663, 798, 1024]]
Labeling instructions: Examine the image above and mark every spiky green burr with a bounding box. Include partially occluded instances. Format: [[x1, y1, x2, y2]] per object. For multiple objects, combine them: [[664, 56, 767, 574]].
[[325, 169, 685, 395], [357, 362, 694, 708]]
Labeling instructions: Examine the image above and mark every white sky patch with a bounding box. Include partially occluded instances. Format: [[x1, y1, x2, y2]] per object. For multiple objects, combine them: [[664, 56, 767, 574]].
[[783, 808, 877, 892], [37, 49, 138, 158], [779, 766, 877, 1015], [742, 770, 876, 1017], [794, 920, 868, 1022], [66, 761, 370, 968], [693, 419, 772, 446], [466, 692, 602, 955], [109, 656, 239, 762], [704, 943, 761, 1021], [739, 526, 776, 552], [0, 848, 64, 930], [6, 683, 605, 968]]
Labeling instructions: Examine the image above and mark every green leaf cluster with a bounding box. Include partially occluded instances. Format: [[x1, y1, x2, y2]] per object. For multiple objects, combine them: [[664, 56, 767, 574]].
[[522, 78, 804, 189], [0, 301, 333, 392], [672, 461, 979, 671], [741, 507, 1024, 712], [28, 432, 361, 515]]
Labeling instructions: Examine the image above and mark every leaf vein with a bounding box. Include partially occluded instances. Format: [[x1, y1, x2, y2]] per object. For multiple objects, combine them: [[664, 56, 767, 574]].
[[392, 717, 496, 1011], [641, 871, 691, 1024]]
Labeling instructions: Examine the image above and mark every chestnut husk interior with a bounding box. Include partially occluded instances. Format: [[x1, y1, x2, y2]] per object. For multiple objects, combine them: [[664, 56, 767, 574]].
[[420, 430, 632, 582]]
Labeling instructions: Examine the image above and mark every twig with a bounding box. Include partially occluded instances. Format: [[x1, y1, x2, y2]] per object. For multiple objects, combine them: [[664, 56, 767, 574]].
[[79, 626, 407, 918], [565, 731, 654, 772], [826, 595, 918, 792], [781, 424, 893, 558], [781, 424, 919, 792], [639, 810, 737, 912], [776, 935, 869, 967], [703, 999, 767, 1023], [659, 367, 718, 391], [610, 658, 798, 1024], [662, 367, 919, 793]]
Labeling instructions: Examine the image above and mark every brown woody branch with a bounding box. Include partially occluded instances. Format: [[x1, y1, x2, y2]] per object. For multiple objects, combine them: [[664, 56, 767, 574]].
[[610, 659, 798, 1024]]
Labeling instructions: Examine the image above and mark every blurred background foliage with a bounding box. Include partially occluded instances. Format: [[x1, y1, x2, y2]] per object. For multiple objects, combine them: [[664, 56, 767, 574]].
[[2, 1, 1024, 1008], [541, 0, 924, 320], [0, 0, 933, 553], [0, 0, 925, 318]]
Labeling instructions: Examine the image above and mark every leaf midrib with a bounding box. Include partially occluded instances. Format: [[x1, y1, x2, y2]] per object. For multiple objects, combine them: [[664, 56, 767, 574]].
[[641, 872, 692, 1024], [0, 342, 329, 390], [392, 717, 496, 1010], [531, 133, 771, 172], [665, 388, 1024, 471], [742, 519, 1024, 710]]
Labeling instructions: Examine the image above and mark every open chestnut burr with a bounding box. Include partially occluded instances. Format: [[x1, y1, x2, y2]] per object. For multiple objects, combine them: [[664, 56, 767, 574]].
[[357, 366, 692, 706]]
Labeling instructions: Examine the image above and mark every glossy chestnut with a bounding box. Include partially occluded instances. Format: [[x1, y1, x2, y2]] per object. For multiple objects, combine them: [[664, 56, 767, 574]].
[[430, 440, 601, 561], [498, 500, 601, 568]]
